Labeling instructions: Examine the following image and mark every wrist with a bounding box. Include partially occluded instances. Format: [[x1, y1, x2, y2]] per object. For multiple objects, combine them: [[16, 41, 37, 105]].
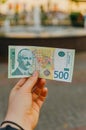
[[0, 123, 20, 129], [4, 116, 32, 130]]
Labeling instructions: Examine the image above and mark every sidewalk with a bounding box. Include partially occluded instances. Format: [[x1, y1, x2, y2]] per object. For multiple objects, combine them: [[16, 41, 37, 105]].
[[1, 26, 86, 38], [0, 52, 86, 130]]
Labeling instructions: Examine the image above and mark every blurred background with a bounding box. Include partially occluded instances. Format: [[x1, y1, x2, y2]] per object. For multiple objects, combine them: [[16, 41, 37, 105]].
[[0, 0, 86, 130]]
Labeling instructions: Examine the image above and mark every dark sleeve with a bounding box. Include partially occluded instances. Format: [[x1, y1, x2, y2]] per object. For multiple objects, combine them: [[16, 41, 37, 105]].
[[0, 125, 18, 130]]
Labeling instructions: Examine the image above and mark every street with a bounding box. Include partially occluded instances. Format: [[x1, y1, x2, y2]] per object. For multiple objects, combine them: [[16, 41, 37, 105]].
[[0, 52, 86, 130]]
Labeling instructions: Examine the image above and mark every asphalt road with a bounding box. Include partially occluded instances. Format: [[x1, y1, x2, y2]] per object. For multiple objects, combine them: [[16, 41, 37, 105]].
[[0, 52, 86, 130]]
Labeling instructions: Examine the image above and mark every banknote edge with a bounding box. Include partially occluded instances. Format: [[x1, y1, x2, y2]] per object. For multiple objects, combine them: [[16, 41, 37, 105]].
[[8, 45, 75, 83]]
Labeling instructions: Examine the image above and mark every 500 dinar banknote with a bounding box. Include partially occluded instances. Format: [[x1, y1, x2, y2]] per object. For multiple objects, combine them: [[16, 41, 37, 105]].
[[8, 46, 75, 82]]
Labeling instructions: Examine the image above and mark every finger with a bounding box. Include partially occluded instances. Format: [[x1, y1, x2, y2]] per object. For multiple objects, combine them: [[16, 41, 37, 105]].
[[32, 79, 46, 100], [22, 71, 39, 93], [36, 79, 46, 89], [32, 87, 41, 101], [35, 87, 48, 109], [14, 78, 28, 90], [32, 78, 46, 93], [32, 88, 48, 113]]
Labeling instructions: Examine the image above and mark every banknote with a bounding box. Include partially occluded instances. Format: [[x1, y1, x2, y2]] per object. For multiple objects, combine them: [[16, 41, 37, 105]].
[[8, 46, 75, 82]]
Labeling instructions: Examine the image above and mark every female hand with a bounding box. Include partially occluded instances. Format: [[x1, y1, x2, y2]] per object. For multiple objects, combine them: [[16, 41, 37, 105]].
[[4, 71, 48, 130]]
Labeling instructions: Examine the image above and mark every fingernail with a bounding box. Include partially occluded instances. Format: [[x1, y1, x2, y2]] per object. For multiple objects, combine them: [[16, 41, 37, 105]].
[[32, 71, 38, 77]]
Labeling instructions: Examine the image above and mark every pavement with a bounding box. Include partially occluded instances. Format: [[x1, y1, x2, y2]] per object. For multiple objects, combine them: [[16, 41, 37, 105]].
[[0, 52, 86, 130]]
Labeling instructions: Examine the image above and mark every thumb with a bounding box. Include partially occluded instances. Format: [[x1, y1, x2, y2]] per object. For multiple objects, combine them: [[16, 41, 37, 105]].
[[21, 71, 39, 93]]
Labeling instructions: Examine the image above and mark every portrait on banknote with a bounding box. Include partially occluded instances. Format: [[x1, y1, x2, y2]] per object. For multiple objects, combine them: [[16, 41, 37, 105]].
[[11, 48, 35, 76]]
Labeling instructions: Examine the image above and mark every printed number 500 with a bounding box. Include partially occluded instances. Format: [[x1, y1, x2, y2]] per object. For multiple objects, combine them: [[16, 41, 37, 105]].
[[54, 71, 69, 80]]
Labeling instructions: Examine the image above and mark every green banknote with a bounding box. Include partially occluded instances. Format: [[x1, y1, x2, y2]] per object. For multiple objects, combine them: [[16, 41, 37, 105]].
[[8, 46, 75, 82]]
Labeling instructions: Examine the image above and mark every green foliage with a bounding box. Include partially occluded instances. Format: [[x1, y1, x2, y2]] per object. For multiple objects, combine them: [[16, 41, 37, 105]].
[[0, 0, 7, 4], [70, 12, 84, 27], [40, 6, 48, 25], [71, 0, 79, 2]]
